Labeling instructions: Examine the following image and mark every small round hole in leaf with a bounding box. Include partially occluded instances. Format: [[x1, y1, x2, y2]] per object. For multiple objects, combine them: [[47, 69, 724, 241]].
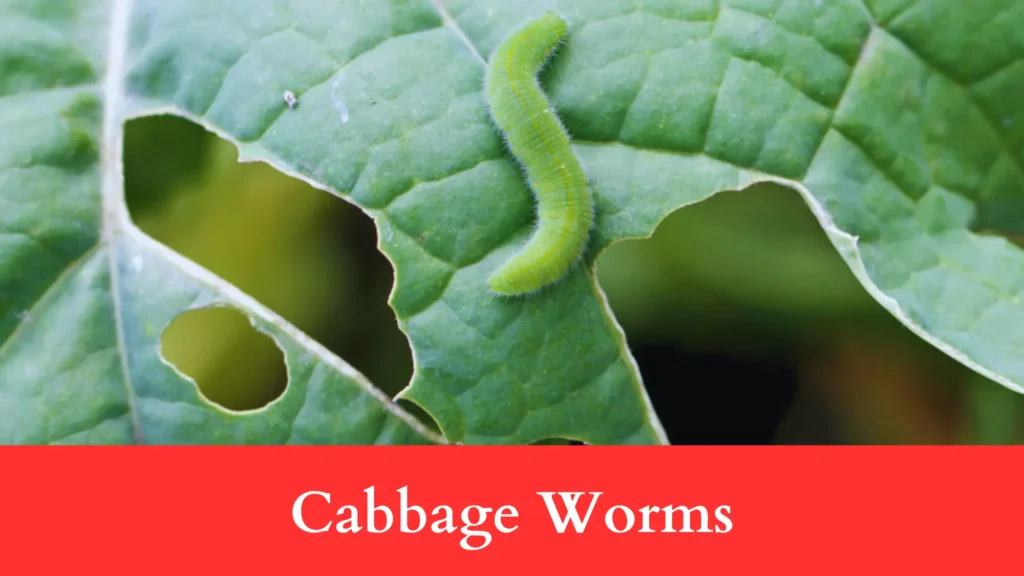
[[160, 306, 287, 412]]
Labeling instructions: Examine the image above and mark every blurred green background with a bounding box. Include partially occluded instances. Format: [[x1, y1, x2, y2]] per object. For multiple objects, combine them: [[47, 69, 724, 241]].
[[124, 116, 1024, 445]]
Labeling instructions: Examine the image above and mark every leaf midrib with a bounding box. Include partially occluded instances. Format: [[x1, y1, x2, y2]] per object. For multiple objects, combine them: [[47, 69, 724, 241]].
[[101, 0, 140, 442]]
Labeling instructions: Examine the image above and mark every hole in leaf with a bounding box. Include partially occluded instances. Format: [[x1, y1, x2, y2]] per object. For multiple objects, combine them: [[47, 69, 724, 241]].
[[397, 399, 441, 435], [597, 180, 1001, 444], [596, 182, 901, 444], [531, 438, 587, 445], [161, 307, 287, 411], [123, 116, 422, 417], [631, 343, 799, 444]]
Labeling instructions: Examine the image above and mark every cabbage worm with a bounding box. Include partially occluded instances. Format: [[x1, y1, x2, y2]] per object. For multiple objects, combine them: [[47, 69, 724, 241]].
[[484, 11, 594, 296]]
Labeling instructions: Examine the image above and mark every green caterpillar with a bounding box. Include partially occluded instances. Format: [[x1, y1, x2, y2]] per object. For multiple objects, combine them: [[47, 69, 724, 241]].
[[484, 11, 594, 296]]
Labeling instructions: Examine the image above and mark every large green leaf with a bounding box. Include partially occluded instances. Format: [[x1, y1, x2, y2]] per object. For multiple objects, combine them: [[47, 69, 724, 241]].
[[3, 0, 1023, 445], [0, 0, 439, 444]]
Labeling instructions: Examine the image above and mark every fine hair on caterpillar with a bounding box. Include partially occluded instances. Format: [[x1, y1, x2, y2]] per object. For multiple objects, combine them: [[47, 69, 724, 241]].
[[483, 10, 595, 297]]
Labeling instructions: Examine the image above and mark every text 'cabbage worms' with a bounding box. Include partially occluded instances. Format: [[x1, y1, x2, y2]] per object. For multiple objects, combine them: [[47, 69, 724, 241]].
[[484, 11, 594, 296]]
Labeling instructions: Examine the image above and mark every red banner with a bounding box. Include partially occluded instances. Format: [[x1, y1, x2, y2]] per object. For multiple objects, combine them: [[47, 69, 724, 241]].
[[0, 447, 1016, 573]]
